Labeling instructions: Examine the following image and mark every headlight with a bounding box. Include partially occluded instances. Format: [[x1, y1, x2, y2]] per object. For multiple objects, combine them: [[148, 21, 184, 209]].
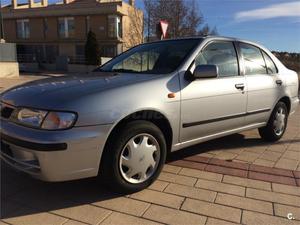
[[14, 108, 77, 130], [16, 108, 47, 127]]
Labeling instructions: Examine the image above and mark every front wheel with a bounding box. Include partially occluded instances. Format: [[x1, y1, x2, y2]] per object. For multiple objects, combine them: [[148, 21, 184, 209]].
[[259, 102, 288, 142], [100, 120, 167, 193]]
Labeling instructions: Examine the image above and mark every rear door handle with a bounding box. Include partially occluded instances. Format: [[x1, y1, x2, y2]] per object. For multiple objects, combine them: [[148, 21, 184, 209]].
[[235, 83, 245, 90], [276, 80, 282, 86]]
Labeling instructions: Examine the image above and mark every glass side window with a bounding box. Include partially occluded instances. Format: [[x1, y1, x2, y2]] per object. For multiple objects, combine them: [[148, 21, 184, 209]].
[[240, 43, 267, 75], [58, 17, 75, 38], [108, 15, 122, 38], [16, 19, 30, 39], [262, 51, 278, 74], [195, 41, 239, 77]]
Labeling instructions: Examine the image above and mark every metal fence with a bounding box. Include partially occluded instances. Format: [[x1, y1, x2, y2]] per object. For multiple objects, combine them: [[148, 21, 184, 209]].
[[0, 43, 17, 62], [69, 55, 86, 64], [17, 54, 37, 63]]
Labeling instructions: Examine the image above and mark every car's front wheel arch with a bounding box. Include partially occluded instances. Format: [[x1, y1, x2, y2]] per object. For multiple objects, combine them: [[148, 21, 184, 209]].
[[98, 110, 173, 179], [278, 96, 291, 114], [98, 119, 167, 193]]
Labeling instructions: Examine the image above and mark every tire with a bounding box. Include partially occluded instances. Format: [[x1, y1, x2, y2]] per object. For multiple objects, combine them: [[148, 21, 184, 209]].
[[258, 101, 288, 142], [100, 120, 167, 193]]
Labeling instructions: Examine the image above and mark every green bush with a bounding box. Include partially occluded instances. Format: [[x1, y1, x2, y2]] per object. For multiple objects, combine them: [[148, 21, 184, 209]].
[[85, 31, 100, 65]]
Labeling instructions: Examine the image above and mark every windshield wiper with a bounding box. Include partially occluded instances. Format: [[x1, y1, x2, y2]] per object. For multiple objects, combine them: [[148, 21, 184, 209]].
[[111, 69, 139, 73]]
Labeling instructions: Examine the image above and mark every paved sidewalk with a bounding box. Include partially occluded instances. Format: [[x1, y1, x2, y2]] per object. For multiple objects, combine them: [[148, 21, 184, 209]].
[[1, 108, 300, 225], [1, 162, 300, 225], [188, 107, 300, 171], [182, 106, 300, 171], [1, 75, 300, 225]]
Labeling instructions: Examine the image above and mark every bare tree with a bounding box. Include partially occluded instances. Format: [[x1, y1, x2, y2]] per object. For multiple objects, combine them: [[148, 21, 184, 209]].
[[144, 0, 157, 41], [198, 24, 218, 36], [183, 0, 203, 36], [143, 0, 217, 39], [123, 6, 144, 49]]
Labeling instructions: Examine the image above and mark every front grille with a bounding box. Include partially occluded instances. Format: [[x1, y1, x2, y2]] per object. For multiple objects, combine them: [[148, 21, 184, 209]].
[[1, 141, 13, 157], [0, 103, 15, 119]]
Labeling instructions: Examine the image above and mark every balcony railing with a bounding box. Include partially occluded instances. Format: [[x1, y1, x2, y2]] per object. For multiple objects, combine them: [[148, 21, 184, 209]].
[[17, 54, 37, 63], [68, 55, 86, 64]]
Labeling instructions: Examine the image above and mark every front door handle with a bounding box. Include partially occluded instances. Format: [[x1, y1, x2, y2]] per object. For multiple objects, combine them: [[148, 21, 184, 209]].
[[235, 83, 245, 90], [276, 80, 283, 86]]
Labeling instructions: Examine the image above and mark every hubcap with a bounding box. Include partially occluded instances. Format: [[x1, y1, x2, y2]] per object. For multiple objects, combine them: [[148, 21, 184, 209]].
[[273, 107, 286, 136], [119, 134, 160, 184]]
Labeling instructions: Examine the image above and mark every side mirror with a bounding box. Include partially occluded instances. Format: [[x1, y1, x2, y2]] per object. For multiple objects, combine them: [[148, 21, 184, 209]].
[[193, 65, 218, 79]]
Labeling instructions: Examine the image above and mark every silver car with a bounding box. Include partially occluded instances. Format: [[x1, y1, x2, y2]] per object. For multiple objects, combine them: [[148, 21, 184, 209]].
[[1, 36, 299, 192]]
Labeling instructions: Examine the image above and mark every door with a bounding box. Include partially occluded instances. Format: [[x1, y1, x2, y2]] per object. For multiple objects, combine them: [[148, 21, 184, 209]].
[[180, 41, 247, 142], [238, 42, 283, 125]]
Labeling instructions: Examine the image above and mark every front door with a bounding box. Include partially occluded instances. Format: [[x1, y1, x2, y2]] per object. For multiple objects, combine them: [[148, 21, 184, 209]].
[[180, 41, 247, 143]]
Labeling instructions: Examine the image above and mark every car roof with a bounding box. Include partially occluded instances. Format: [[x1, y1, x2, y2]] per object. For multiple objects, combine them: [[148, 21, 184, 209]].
[[146, 35, 271, 54]]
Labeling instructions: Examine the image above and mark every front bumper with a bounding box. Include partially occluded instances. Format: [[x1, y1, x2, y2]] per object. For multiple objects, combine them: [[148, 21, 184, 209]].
[[0, 119, 113, 182]]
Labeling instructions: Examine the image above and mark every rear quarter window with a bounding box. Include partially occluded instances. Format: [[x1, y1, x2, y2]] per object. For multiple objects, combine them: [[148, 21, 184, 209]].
[[262, 51, 278, 74]]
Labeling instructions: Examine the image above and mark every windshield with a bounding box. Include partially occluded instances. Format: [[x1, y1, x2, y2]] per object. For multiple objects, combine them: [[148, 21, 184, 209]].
[[96, 39, 201, 74]]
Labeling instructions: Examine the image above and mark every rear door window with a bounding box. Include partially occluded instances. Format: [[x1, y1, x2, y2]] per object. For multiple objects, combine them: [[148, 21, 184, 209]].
[[240, 43, 267, 75]]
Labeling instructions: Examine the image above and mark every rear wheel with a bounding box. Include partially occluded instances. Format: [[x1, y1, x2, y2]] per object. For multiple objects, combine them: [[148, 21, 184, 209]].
[[259, 102, 288, 142], [100, 120, 167, 193]]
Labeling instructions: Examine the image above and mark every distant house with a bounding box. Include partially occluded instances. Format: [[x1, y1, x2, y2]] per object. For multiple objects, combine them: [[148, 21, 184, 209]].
[[1, 0, 143, 66]]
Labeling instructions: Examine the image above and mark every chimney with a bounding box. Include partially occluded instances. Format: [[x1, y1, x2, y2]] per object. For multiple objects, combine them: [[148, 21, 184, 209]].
[[12, 0, 18, 9], [42, 0, 48, 7], [129, 0, 135, 6]]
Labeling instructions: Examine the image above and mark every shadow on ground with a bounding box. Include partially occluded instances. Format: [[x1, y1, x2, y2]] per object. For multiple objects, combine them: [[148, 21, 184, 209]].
[[168, 133, 300, 162], [1, 133, 299, 219]]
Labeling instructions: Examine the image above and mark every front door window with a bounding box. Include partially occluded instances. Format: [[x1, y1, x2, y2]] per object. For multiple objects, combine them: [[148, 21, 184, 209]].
[[194, 41, 239, 77]]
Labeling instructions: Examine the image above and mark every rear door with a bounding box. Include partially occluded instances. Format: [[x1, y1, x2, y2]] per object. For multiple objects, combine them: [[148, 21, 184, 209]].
[[238, 42, 283, 125]]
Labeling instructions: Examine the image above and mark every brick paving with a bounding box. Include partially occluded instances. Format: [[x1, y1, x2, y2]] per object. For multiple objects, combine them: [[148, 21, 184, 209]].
[[1, 75, 300, 224], [2, 162, 300, 225], [169, 106, 300, 172]]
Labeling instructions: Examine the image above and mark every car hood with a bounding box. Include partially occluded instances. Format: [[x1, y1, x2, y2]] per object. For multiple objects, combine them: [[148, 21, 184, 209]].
[[1, 73, 158, 110]]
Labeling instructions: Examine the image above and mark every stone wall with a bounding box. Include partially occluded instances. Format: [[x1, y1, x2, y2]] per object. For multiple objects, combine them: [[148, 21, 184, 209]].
[[0, 62, 19, 78], [0, 42, 19, 78]]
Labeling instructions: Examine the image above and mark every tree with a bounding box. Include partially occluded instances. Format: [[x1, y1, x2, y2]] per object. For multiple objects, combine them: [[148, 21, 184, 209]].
[[144, 0, 157, 41], [144, 0, 217, 39], [85, 31, 100, 65], [123, 6, 144, 49], [198, 24, 218, 36]]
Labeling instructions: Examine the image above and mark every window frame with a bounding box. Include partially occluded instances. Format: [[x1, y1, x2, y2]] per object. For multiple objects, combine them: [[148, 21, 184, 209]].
[[107, 15, 122, 39], [191, 40, 241, 78], [57, 17, 75, 39], [16, 19, 30, 39]]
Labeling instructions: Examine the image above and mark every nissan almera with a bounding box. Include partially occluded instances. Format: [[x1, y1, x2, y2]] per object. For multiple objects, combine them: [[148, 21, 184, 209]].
[[1, 36, 299, 192]]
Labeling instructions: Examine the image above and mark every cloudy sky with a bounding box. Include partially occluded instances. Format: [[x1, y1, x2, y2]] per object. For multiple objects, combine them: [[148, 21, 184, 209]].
[[1, 0, 300, 52]]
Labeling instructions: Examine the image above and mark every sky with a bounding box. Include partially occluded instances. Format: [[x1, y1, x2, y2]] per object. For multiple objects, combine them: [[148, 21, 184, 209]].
[[1, 0, 300, 52]]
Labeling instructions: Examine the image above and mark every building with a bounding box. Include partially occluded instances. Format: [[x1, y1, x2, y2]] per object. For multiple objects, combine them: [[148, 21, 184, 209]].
[[1, 0, 143, 68]]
